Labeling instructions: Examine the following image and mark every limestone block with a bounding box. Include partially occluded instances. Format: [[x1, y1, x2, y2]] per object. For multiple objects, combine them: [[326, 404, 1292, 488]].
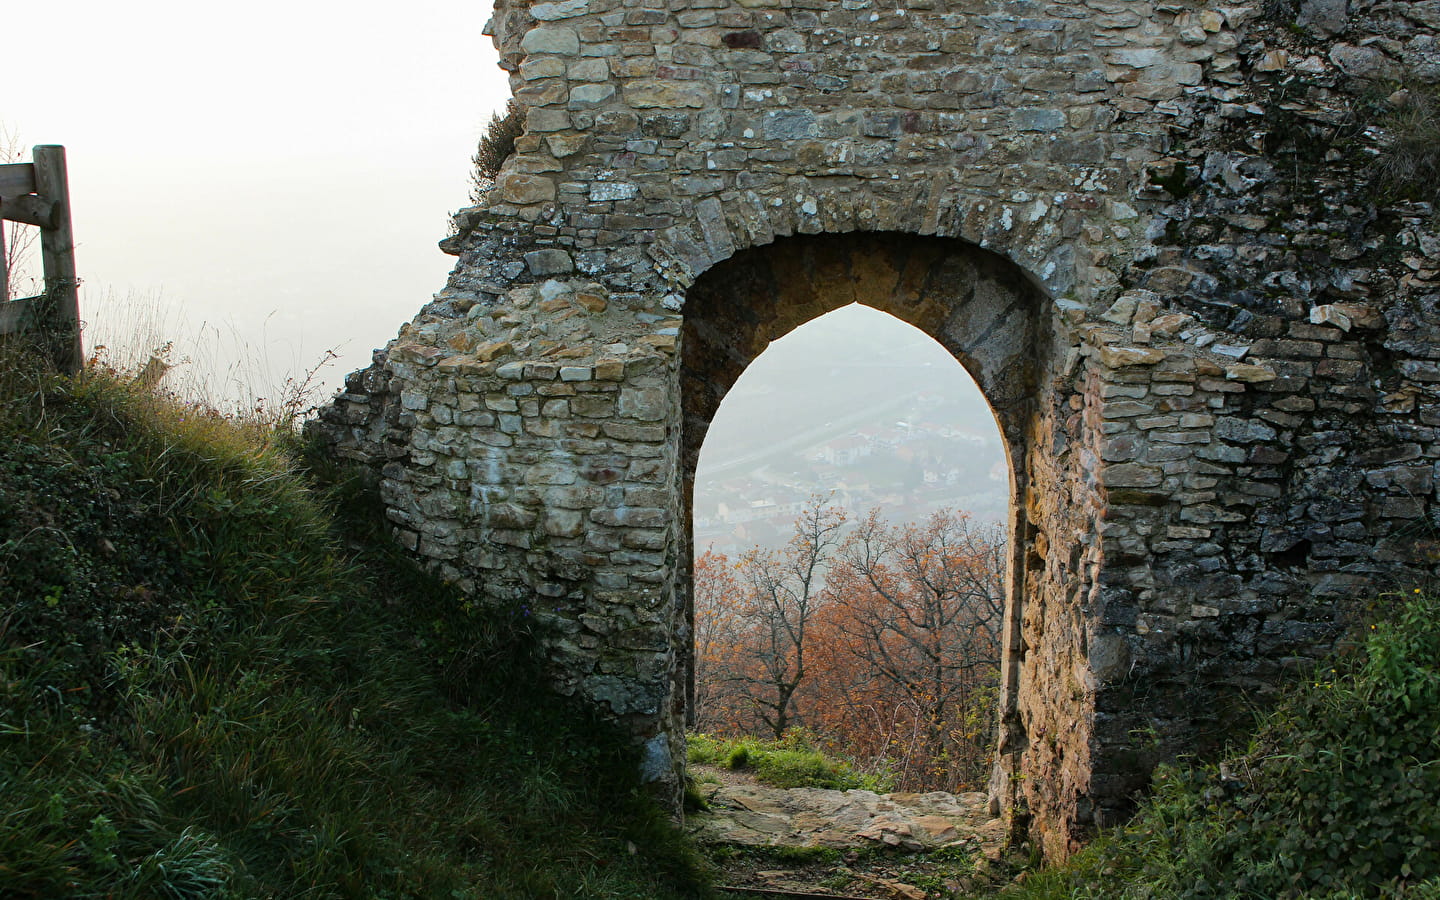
[[1328, 44, 1398, 79], [526, 108, 572, 132], [1224, 363, 1277, 383], [521, 57, 567, 80], [591, 507, 668, 528], [1297, 0, 1349, 38], [545, 132, 590, 158], [1309, 304, 1353, 332], [563, 79, 612, 107], [498, 174, 557, 205], [569, 57, 610, 81], [545, 510, 586, 537], [1149, 314, 1193, 338], [619, 385, 668, 421], [1100, 294, 1139, 326], [1103, 463, 1164, 488], [590, 181, 638, 201], [521, 25, 581, 55], [531, 0, 590, 21], [1098, 346, 1167, 367], [623, 80, 712, 108], [517, 79, 567, 106], [761, 108, 821, 140], [1253, 49, 1291, 72], [1013, 108, 1067, 132]]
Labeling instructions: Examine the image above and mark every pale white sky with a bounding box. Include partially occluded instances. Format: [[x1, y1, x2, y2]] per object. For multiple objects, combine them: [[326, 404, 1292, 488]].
[[7, 1, 511, 406]]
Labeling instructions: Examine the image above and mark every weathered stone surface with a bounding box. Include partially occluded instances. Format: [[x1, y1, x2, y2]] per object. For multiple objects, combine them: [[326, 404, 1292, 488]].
[[1098, 346, 1167, 368], [520, 25, 579, 55], [524, 249, 574, 275], [623, 80, 712, 108], [496, 174, 556, 205], [690, 767, 1004, 855], [1298, 0, 1350, 38]]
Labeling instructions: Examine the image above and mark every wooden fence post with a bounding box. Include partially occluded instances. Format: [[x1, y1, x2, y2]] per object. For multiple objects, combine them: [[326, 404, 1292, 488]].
[[32, 145, 82, 372], [0, 214, 8, 304]]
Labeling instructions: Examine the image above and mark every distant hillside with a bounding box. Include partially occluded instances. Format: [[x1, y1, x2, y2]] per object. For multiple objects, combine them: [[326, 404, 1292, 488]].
[[696, 305, 1008, 554]]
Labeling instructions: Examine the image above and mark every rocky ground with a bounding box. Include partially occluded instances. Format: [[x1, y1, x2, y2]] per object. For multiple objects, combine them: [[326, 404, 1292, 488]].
[[688, 766, 1010, 899]]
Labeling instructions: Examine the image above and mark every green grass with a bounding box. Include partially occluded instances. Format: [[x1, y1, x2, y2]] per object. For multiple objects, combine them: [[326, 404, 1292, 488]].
[[0, 349, 709, 898], [687, 730, 895, 793], [979, 589, 1440, 900], [1368, 82, 1440, 205]]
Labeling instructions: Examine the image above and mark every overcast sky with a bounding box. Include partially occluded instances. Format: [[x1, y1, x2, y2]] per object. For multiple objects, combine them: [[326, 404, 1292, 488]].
[[7, 1, 512, 406]]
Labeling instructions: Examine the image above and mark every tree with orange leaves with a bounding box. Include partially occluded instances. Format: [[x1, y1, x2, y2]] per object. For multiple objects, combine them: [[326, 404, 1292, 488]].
[[819, 508, 1005, 790], [692, 496, 846, 739], [692, 547, 746, 731], [691, 502, 1005, 790]]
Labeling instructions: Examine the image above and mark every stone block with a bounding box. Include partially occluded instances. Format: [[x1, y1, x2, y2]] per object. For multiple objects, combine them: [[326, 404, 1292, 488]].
[[531, 0, 589, 20], [525, 249, 576, 275], [763, 108, 820, 139], [1098, 346, 1167, 367], [498, 174, 558, 205], [623, 80, 713, 108], [590, 506, 669, 527], [570, 83, 617, 107], [521, 25, 581, 55], [1104, 463, 1164, 488]]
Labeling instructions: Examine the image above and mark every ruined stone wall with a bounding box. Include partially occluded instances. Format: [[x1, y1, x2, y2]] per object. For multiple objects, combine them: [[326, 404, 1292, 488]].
[[311, 0, 1439, 857]]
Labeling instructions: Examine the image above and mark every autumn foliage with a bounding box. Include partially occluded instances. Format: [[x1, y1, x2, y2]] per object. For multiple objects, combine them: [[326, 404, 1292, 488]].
[[694, 498, 1006, 792]]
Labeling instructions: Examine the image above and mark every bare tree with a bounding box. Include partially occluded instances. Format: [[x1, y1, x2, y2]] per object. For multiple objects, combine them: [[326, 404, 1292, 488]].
[[1, 126, 40, 301], [701, 496, 847, 739], [824, 508, 1006, 789]]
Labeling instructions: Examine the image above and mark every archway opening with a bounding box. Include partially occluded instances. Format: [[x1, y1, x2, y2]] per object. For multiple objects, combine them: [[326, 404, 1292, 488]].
[[677, 232, 1056, 831], [690, 303, 1011, 793]]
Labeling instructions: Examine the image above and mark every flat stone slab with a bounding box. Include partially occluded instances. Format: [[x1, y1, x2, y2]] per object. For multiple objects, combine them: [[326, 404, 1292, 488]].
[[688, 769, 1008, 854]]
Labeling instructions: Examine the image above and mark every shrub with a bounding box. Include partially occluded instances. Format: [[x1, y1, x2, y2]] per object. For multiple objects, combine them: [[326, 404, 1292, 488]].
[[469, 100, 524, 200]]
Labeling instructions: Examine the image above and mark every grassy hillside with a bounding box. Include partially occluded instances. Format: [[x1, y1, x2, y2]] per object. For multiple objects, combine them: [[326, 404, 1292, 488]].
[[0, 352, 707, 898]]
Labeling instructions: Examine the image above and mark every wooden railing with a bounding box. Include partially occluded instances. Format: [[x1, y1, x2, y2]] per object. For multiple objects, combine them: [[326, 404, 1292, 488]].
[[0, 145, 82, 373]]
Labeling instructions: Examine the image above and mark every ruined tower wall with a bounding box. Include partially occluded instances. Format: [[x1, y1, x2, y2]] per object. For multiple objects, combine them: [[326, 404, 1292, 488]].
[[311, 0, 1440, 857]]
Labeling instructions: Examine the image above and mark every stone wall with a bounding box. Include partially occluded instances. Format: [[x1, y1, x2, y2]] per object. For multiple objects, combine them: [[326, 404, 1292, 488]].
[[310, 0, 1440, 858]]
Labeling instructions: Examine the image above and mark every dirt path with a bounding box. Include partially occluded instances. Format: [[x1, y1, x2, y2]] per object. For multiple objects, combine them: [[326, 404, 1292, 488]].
[[688, 766, 1010, 899]]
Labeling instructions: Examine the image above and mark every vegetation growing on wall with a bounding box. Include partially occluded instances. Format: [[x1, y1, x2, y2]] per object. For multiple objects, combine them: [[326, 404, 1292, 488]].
[[1368, 83, 1440, 204], [469, 99, 523, 200]]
